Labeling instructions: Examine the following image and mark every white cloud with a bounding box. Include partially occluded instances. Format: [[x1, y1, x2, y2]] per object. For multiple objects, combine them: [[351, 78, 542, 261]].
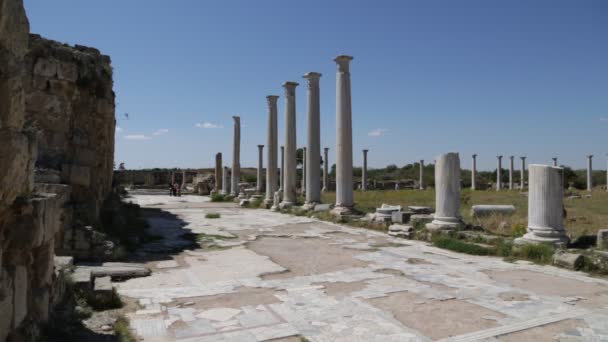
[[600, 117, 607, 122], [195, 122, 222, 129], [153, 128, 169, 136], [116, 126, 123, 132], [368, 128, 388, 137], [124, 134, 151, 140]]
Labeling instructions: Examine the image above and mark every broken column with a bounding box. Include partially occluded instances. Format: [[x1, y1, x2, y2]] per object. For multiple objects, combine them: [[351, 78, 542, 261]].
[[221, 166, 230, 195], [304, 71, 322, 208], [496, 155, 503, 190], [419, 160, 424, 190], [230, 116, 241, 196], [331, 55, 354, 216], [517, 165, 568, 245], [265, 95, 279, 205], [426, 153, 462, 231], [471, 154, 477, 190], [257, 145, 264, 193], [362, 149, 369, 191], [520, 156, 527, 190], [323, 147, 329, 192], [280, 82, 298, 208], [214, 153, 222, 193], [587, 155, 593, 191], [509, 156, 514, 190]]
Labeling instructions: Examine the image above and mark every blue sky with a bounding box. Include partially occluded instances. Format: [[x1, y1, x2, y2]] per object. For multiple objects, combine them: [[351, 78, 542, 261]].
[[25, 0, 607, 170]]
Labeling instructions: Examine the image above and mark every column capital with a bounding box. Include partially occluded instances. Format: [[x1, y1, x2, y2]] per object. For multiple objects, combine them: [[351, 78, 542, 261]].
[[472, 154, 477, 158], [363, 149, 369, 153], [510, 155, 514, 160], [257, 144, 264, 149], [232, 115, 240, 123], [587, 155, 594, 159], [303, 72, 322, 80], [520, 156, 527, 160], [282, 81, 299, 89], [497, 155, 503, 159], [324, 147, 329, 152], [266, 95, 279, 103], [334, 55, 353, 72]]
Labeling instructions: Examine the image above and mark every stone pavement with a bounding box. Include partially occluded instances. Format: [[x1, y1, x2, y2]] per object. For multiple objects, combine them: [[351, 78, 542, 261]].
[[117, 191, 608, 341]]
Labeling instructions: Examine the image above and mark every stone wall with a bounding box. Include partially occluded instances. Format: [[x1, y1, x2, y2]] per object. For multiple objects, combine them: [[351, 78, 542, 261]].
[[25, 34, 116, 221]]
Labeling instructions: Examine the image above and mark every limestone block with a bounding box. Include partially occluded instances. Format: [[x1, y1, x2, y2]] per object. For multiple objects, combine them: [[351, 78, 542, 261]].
[[94, 276, 113, 292], [57, 61, 78, 81], [0, 268, 14, 341], [25, 91, 63, 115], [471, 205, 516, 217], [72, 267, 93, 291], [0, 131, 32, 208], [597, 229, 608, 249], [408, 206, 434, 214], [30, 287, 50, 321], [61, 164, 91, 187], [391, 211, 413, 224], [313, 203, 332, 212], [33, 58, 58, 77], [32, 240, 55, 288], [13, 265, 28, 328], [553, 252, 584, 270]]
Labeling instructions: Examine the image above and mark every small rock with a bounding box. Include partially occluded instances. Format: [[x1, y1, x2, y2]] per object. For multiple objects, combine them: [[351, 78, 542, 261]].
[[597, 229, 608, 249], [183, 301, 195, 306], [553, 252, 585, 270], [101, 325, 112, 331]]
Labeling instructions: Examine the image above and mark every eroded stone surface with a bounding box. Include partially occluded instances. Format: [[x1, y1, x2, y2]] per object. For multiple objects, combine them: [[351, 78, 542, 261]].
[[117, 192, 608, 341]]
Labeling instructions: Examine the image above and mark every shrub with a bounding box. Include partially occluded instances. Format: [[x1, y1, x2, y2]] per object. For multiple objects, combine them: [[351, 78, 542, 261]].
[[511, 223, 526, 238], [432, 235, 492, 256], [514, 243, 554, 264]]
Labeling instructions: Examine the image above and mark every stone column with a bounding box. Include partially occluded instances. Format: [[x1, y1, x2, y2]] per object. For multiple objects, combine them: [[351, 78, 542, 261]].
[[587, 155, 593, 191], [265, 95, 279, 205], [496, 155, 503, 190], [322, 147, 329, 192], [304, 72, 322, 208], [471, 154, 477, 190], [214, 153, 222, 193], [552, 157, 558, 167], [279, 145, 285, 192], [182, 170, 186, 190], [230, 116, 241, 196], [222, 166, 230, 195], [257, 145, 264, 193], [280, 82, 298, 208], [520, 156, 526, 190], [426, 153, 462, 231], [171, 172, 175, 184], [606, 155, 608, 193], [516, 165, 568, 245], [419, 160, 424, 190], [302, 147, 307, 195], [509, 156, 514, 190], [332, 55, 354, 216], [362, 149, 369, 191]]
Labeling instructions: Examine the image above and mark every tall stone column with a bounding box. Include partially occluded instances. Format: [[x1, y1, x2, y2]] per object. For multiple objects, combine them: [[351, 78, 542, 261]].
[[471, 154, 477, 190], [419, 160, 424, 190], [496, 155, 503, 191], [362, 149, 368, 191], [426, 153, 462, 231], [552, 157, 558, 167], [171, 172, 175, 184], [509, 156, 514, 190], [606, 155, 608, 193], [587, 155, 593, 191], [182, 170, 186, 190], [265, 95, 279, 205], [222, 166, 230, 195], [304, 72, 322, 208], [280, 82, 298, 208], [332, 55, 354, 216], [516, 165, 568, 245], [257, 145, 264, 193], [302, 147, 307, 194], [520, 157, 526, 190], [322, 147, 329, 192], [279, 145, 285, 192], [230, 116, 241, 196], [214, 153, 222, 193]]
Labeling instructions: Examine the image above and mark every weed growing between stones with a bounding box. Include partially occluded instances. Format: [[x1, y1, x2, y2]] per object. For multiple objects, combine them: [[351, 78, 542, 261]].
[[210, 193, 234, 202], [113, 316, 136, 342], [205, 213, 221, 219]]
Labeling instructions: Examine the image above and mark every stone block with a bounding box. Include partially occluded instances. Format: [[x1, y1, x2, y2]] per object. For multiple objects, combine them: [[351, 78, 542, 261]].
[[61, 164, 91, 187], [597, 229, 608, 249], [391, 211, 413, 224], [0, 131, 32, 207], [471, 205, 516, 217], [72, 267, 93, 291], [13, 265, 28, 328], [33, 58, 57, 77], [410, 214, 434, 227], [408, 206, 434, 214], [0, 268, 14, 342], [388, 224, 413, 239], [57, 61, 78, 81], [553, 252, 584, 270], [313, 203, 332, 212]]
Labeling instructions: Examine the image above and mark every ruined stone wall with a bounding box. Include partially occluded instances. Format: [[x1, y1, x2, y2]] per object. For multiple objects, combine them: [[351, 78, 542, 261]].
[[24, 35, 116, 221]]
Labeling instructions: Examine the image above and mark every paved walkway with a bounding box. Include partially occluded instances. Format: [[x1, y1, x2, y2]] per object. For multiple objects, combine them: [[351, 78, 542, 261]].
[[117, 191, 608, 341]]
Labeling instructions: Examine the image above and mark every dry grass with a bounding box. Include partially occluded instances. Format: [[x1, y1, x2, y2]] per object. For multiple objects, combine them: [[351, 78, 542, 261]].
[[321, 189, 608, 239]]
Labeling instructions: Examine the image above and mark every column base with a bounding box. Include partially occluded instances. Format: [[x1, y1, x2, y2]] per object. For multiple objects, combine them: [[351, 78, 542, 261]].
[[514, 231, 569, 247], [263, 198, 274, 207], [425, 216, 462, 231], [331, 205, 353, 217], [301, 202, 319, 211]]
